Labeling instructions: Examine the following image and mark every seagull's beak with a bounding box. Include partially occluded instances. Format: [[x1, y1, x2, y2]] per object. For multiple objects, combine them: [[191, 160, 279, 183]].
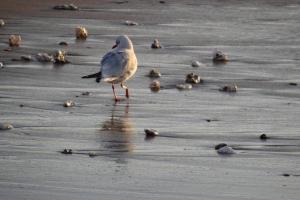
[[112, 44, 117, 49]]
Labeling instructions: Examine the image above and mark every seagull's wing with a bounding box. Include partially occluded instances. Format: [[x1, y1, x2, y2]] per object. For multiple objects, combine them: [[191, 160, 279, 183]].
[[100, 51, 128, 80]]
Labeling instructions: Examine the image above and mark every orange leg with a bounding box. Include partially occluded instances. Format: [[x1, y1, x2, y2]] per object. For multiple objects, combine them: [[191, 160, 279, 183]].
[[112, 83, 120, 102], [121, 83, 129, 98]]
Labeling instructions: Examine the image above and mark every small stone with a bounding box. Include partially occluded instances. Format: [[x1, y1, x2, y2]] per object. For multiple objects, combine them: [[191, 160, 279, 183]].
[[213, 50, 228, 63], [0, 123, 14, 130], [185, 73, 201, 84], [150, 80, 160, 92], [36, 53, 54, 62], [9, 35, 21, 47], [88, 151, 96, 157], [260, 133, 268, 140], [75, 26, 88, 40], [215, 143, 227, 150], [124, 20, 138, 26], [54, 50, 69, 64], [144, 129, 159, 137], [176, 83, 192, 90], [20, 55, 33, 62], [0, 19, 5, 27], [217, 146, 235, 155], [61, 149, 72, 154], [151, 39, 162, 49], [191, 60, 206, 67], [219, 84, 238, 93], [282, 173, 290, 177], [289, 82, 297, 86], [59, 41, 68, 46], [148, 69, 161, 78], [81, 91, 91, 96], [63, 100, 75, 107]]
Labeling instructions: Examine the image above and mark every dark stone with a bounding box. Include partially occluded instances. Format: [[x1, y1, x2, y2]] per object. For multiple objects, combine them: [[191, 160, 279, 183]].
[[289, 82, 298, 86], [260, 133, 268, 140], [282, 173, 290, 177], [59, 41, 68, 46], [215, 143, 227, 150], [19, 104, 24, 107]]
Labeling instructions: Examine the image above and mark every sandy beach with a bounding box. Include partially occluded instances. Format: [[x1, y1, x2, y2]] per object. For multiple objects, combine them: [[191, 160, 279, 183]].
[[0, 0, 300, 199]]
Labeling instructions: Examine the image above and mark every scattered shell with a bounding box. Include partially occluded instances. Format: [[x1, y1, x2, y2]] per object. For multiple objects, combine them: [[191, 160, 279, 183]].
[[124, 20, 138, 26], [151, 39, 162, 49], [289, 82, 297, 86], [54, 50, 69, 64], [260, 133, 268, 140], [61, 149, 72, 154], [0, 19, 5, 27], [213, 50, 228, 62], [59, 41, 68, 46], [81, 91, 91, 96], [144, 129, 159, 137], [150, 80, 160, 92], [215, 143, 227, 150], [63, 100, 75, 107], [185, 73, 201, 84], [53, 4, 79, 11], [20, 55, 33, 62], [217, 146, 235, 155], [148, 69, 161, 78], [176, 83, 192, 90], [9, 35, 21, 47], [191, 60, 206, 67], [75, 26, 88, 40], [36, 53, 54, 62], [88, 151, 96, 157], [0, 123, 14, 130], [219, 84, 238, 93], [0, 62, 4, 68]]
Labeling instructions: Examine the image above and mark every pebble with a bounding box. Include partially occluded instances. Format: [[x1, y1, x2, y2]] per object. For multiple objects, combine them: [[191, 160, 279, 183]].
[[75, 26, 88, 40], [151, 39, 162, 49], [144, 129, 159, 137], [191, 60, 206, 67], [217, 146, 235, 155], [59, 41, 68, 46], [148, 69, 161, 78], [53, 4, 79, 11], [54, 50, 69, 64], [9, 35, 21, 47], [20, 55, 33, 62], [176, 83, 192, 90], [213, 50, 228, 62], [124, 20, 138, 26], [61, 149, 72, 154], [36, 53, 54, 62], [185, 73, 201, 84], [0, 19, 5, 26], [150, 80, 160, 92], [0, 123, 14, 130], [219, 84, 238, 93], [63, 100, 75, 107]]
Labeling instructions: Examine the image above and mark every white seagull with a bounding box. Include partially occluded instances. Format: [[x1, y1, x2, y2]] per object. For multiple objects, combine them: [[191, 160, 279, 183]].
[[82, 35, 138, 101]]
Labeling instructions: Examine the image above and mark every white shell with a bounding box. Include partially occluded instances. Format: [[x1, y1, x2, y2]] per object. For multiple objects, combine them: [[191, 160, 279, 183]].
[[217, 146, 235, 155]]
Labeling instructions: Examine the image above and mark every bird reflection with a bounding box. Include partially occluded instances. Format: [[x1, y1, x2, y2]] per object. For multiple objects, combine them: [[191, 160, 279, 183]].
[[99, 103, 134, 163]]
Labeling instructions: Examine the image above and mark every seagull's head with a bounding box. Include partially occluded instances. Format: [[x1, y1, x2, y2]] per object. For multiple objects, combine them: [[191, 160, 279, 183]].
[[112, 35, 133, 50]]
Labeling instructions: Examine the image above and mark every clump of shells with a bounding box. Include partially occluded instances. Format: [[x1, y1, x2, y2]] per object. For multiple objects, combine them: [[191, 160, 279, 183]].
[[75, 26, 88, 40], [148, 69, 161, 78], [151, 39, 162, 49], [213, 50, 228, 63], [9, 35, 21, 47], [219, 84, 238, 93], [54, 50, 69, 64], [185, 73, 201, 84]]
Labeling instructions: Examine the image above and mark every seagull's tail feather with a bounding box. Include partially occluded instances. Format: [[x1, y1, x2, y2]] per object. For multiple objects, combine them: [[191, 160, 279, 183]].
[[82, 72, 101, 79]]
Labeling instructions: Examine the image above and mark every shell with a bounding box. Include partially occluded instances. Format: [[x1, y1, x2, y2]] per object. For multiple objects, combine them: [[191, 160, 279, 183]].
[[53, 4, 78, 10], [176, 83, 192, 90], [54, 50, 69, 64], [144, 129, 159, 136], [151, 39, 162, 49], [124, 20, 138, 26], [217, 146, 235, 155], [20, 55, 33, 61], [0, 19, 5, 27], [63, 100, 75, 107], [213, 50, 228, 62], [75, 26, 88, 39], [191, 60, 206, 67], [215, 143, 227, 150], [219, 84, 238, 93], [148, 69, 161, 78], [36, 53, 54, 62], [9, 35, 21, 47], [185, 73, 201, 84], [61, 149, 72, 154], [150, 80, 160, 92], [0, 62, 4, 68], [0, 123, 14, 130]]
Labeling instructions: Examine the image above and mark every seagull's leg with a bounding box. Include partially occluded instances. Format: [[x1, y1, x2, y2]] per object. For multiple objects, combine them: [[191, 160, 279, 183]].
[[112, 83, 119, 101], [121, 83, 129, 98]]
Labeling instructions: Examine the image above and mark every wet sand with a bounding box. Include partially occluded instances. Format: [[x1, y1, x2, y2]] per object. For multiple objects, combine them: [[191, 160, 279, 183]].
[[0, 0, 300, 199]]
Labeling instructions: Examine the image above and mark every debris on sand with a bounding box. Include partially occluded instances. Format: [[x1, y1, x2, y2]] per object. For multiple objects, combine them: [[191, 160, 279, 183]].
[[260, 133, 269, 140], [144, 129, 159, 137], [0, 62, 4, 68], [159, 1, 166, 4], [9, 35, 21, 47], [54, 50, 69, 64], [61, 149, 72, 154], [213, 50, 228, 63], [75, 26, 88, 40], [81, 91, 91, 96], [63, 100, 75, 107], [0, 19, 5, 27], [36, 53, 54, 63], [288, 82, 298, 86], [150, 80, 160, 92], [124, 20, 138, 26], [185, 73, 201, 84], [176, 83, 192, 90], [53, 4, 79, 11], [219, 84, 238, 93], [191, 60, 206, 68], [20, 55, 33, 62], [148, 69, 161, 78], [151, 39, 162, 49], [215, 143, 235, 155], [88, 152, 96, 157], [215, 143, 228, 150], [0, 123, 14, 130], [59, 41, 68, 46]]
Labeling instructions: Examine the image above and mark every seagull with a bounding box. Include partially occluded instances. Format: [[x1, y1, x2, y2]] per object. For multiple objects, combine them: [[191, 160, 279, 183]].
[[82, 35, 138, 101]]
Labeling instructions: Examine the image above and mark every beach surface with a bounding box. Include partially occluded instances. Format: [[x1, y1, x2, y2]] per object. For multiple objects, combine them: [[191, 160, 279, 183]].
[[0, 0, 300, 199]]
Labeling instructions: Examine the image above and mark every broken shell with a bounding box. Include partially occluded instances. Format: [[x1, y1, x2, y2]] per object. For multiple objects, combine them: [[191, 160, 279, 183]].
[[53, 4, 79, 11], [54, 50, 69, 64], [148, 69, 161, 78], [20, 55, 33, 62], [150, 80, 160, 92], [0, 19, 5, 27], [213, 50, 228, 62], [144, 129, 159, 137], [151, 39, 162, 49], [75, 26, 88, 40], [0, 123, 14, 130], [217, 146, 235, 155], [219, 84, 238, 93], [176, 83, 192, 90], [9, 35, 21, 47], [185, 73, 201, 84], [191, 60, 206, 67], [36, 53, 54, 62], [215, 143, 227, 150], [88, 151, 96, 157], [59, 41, 68, 46], [124, 20, 138, 26], [61, 149, 72, 154], [63, 100, 75, 107]]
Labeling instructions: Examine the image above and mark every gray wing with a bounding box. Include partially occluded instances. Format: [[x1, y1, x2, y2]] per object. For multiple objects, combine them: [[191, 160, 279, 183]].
[[100, 51, 128, 79]]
